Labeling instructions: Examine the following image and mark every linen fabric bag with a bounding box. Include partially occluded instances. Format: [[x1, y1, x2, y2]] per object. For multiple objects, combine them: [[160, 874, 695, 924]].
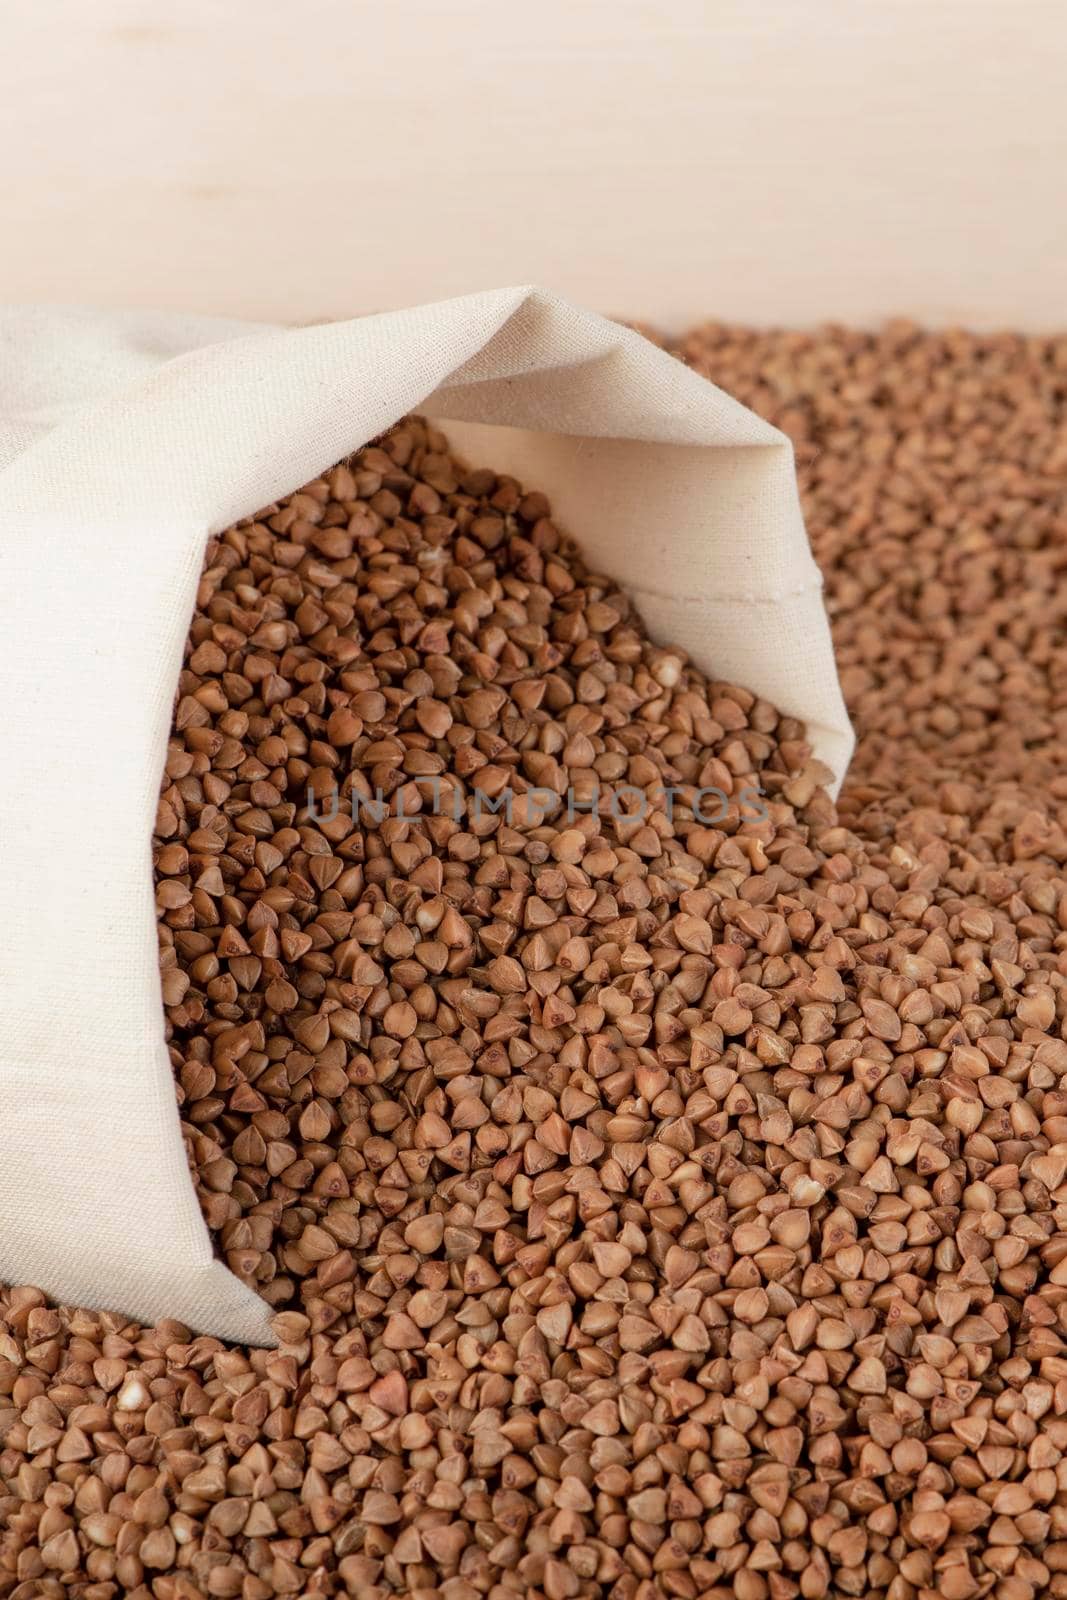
[[0, 287, 853, 1344]]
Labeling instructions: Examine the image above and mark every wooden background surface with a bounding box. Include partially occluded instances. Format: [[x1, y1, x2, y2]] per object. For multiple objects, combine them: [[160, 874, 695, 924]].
[[3, 1, 1063, 330]]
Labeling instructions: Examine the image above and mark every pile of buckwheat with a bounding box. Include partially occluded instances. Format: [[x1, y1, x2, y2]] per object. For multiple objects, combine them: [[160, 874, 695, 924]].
[[3, 323, 1067, 1600]]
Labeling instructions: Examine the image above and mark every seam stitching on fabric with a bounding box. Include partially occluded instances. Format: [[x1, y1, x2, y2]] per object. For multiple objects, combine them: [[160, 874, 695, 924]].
[[625, 579, 824, 606]]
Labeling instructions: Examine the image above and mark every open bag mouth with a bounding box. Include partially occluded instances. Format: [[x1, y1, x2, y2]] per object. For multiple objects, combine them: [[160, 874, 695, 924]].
[[0, 287, 850, 1345]]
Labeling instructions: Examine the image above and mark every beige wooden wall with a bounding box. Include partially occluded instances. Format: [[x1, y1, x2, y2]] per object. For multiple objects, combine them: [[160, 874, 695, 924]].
[[3, 1, 1064, 330]]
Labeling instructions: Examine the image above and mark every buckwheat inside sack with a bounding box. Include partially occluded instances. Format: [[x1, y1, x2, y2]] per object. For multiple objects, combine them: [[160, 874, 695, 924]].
[[3, 322, 1067, 1600], [156, 416, 830, 1321]]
